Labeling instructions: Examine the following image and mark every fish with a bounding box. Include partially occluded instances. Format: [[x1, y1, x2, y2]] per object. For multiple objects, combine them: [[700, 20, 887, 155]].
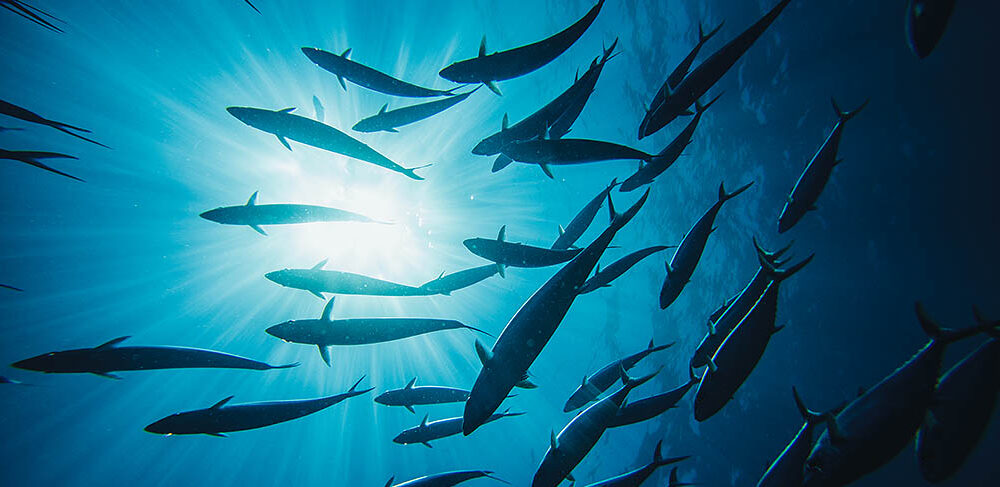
[[609, 366, 701, 428], [578, 245, 674, 294], [11, 336, 299, 379], [581, 440, 690, 487], [265, 297, 489, 366], [906, 0, 957, 59], [756, 388, 841, 487], [312, 95, 324, 121], [302, 47, 457, 97], [374, 377, 471, 413], [226, 106, 430, 180], [144, 376, 371, 436], [439, 0, 605, 95], [916, 310, 1000, 483], [463, 190, 648, 436], [640, 21, 725, 128], [200, 191, 382, 236], [620, 93, 723, 192], [265, 258, 431, 298], [0, 99, 108, 147], [393, 409, 524, 448], [639, 0, 792, 139], [0, 149, 83, 182], [778, 99, 867, 233], [693, 252, 812, 421], [552, 178, 620, 250], [500, 138, 657, 179], [533, 369, 660, 487], [353, 88, 478, 133], [473, 41, 619, 163], [660, 182, 754, 309], [387, 470, 506, 487], [417, 263, 503, 296], [690, 238, 795, 368], [802, 304, 999, 487], [464, 226, 583, 269], [564, 339, 675, 412], [1, 0, 64, 33], [0, 284, 24, 292]]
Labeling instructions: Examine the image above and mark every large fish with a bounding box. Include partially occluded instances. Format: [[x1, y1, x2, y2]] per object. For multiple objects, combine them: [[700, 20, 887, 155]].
[[387, 470, 506, 487], [265, 259, 431, 298], [581, 440, 690, 487], [756, 388, 840, 487], [564, 339, 674, 412], [0, 99, 107, 147], [200, 191, 382, 236], [439, 0, 605, 95], [301, 47, 456, 97], [417, 264, 503, 296], [639, 0, 792, 139], [144, 376, 371, 436], [802, 305, 998, 487], [906, 0, 957, 59], [393, 410, 523, 448], [375, 377, 471, 413], [501, 138, 656, 179], [226, 106, 429, 180], [265, 297, 489, 366], [353, 88, 478, 133], [464, 191, 648, 435], [12, 336, 298, 379], [551, 178, 619, 250], [578, 245, 674, 294], [640, 21, 725, 129], [660, 182, 753, 309], [609, 366, 700, 428], [0, 149, 83, 182], [777, 99, 866, 233], [464, 226, 582, 269]]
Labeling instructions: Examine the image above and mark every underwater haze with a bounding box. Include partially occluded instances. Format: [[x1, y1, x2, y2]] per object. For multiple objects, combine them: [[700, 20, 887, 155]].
[[2, 0, 999, 486]]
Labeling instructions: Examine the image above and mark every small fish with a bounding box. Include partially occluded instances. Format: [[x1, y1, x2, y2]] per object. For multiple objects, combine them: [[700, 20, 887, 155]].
[[200, 191, 382, 236], [500, 138, 656, 179], [578, 245, 675, 294], [393, 409, 523, 447], [0, 283, 25, 292], [551, 179, 620, 250], [610, 366, 701, 428], [417, 264, 503, 296], [265, 259, 431, 298], [302, 47, 456, 97], [353, 88, 478, 133], [464, 226, 582, 269], [375, 377, 471, 413], [564, 339, 674, 412]]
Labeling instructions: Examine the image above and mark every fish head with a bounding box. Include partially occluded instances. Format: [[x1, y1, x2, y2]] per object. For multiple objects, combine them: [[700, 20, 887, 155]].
[[11, 350, 80, 373], [264, 269, 298, 288], [264, 320, 305, 343], [391, 431, 410, 444], [144, 410, 202, 435], [351, 117, 379, 133], [563, 388, 590, 412], [199, 207, 227, 223], [462, 238, 485, 255], [438, 62, 478, 84], [373, 390, 396, 405], [776, 208, 795, 234], [472, 134, 503, 156]]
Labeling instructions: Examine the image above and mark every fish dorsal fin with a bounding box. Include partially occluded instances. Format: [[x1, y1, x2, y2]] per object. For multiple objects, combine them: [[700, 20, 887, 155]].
[[405, 377, 417, 389], [321, 297, 336, 321], [550, 430, 558, 451], [474, 339, 493, 365], [420, 413, 429, 428], [437, 271, 445, 280], [479, 35, 487, 57], [341, 48, 352, 58], [557, 225, 565, 236], [581, 374, 588, 386], [497, 225, 506, 242], [278, 107, 295, 113], [95, 336, 130, 350], [384, 477, 395, 487], [500, 113, 509, 132], [378, 103, 388, 115], [211, 396, 234, 409], [247, 191, 258, 206], [595, 263, 601, 275], [311, 258, 328, 270]]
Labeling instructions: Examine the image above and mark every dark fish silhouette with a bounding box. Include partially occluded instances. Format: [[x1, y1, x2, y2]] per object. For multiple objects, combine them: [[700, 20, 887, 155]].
[[639, 0, 792, 138], [547, 39, 619, 141], [551, 179, 619, 250], [464, 226, 582, 269], [581, 440, 690, 487], [265, 259, 431, 298], [302, 47, 456, 97], [375, 377, 471, 413], [642, 21, 725, 123], [144, 376, 370, 436], [778, 99, 867, 233], [312, 95, 324, 121], [265, 297, 489, 366], [609, 366, 701, 428], [12, 336, 298, 379], [439, 0, 605, 95], [0, 99, 108, 147], [464, 191, 648, 436], [660, 182, 753, 309], [1, 0, 64, 33], [578, 245, 674, 294], [0, 149, 82, 182], [393, 410, 523, 448], [200, 191, 381, 236], [387, 470, 506, 487], [353, 88, 478, 133], [227, 106, 429, 180], [500, 138, 656, 179], [906, 0, 956, 58], [803, 305, 998, 487], [757, 388, 841, 487], [417, 264, 503, 296], [564, 339, 674, 412]]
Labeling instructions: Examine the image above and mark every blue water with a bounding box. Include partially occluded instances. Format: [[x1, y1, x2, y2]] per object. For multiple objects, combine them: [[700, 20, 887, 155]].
[[1, 0, 998, 486]]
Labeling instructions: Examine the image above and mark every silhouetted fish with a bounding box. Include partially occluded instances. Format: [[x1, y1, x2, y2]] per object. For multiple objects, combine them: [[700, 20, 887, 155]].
[[464, 226, 582, 269], [353, 88, 478, 133], [757, 388, 841, 487], [393, 410, 523, 447], [0, 149, 82, 182], [581, 440, 690, 487], [375, 377, 471, 413], [579, 245, 674, 294], [387, 470, 506, 487], [417, 264, 503, 296], [564, 339, 674, 412], [265, 258, 430, 298], [200, 191, 381, 236], [609, 366, 701, 428], [551, 179, 619, 250], [501, 139, 656, 179], [302, 47, 456, 97]]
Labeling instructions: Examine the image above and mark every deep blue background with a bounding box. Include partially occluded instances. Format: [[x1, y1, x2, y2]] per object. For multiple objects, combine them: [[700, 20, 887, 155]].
[[1, 1, 998, 486]]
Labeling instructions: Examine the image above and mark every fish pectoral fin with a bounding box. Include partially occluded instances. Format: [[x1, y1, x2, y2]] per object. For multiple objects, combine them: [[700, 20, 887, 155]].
[[337, 75, 347, 91], [539, 163, 554, 179], [422, 442, 433, 449], [318, 345, 331, 366], [309, 290, 325, 299], [404, 405, 415, 414], [276, 134, 292, 151], [565, 472, 575, 482], [205, 432, 227, 437], [385, 128, 399, 133], [249, 224, 267, 236], [485, 80, 503, 96], [92, 371, 121, 380]]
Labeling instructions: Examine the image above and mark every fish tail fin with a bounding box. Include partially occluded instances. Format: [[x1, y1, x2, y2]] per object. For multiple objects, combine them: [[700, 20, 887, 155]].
[[695, 91, 724, 113], [464, 323, 494, 338], [648, 339, 675, 353], [917, 303, 1000, 344], [758, 245, 813, 282], [611, 188, 650, 231], [403, 163, 432, 180], [601, 37, 620, 63], [792, 386, 825, 424], [481, 472, 511, 485], [620, 363, 660, 391], [653, 439, 690, 467], [495, 262, 506, 278], [492, 154, 513, 172], [344, 375, 374, 396], [702, 20, 725, 42], [718, 181, 753, 204], [831, 97, 868, 123], [269, 361, 301, 370], [668, 466, 697, 487], [53, 125, 111, 149], [752, 237, 794, 265]]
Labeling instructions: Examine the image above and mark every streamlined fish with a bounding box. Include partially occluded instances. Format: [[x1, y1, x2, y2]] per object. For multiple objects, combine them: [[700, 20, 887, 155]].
[[778, 99, 866, 233], [906, 0, 957, 59], [0, 149, 82, 182], [464, 226, 582, 269], [265, 259, 431, 298], [802, 305, 998, 487], [0, 99, 107, 147], [144, 376, 371, 436], [501, 138, 656, 179], [12, 336, 298, 379], [387, 470, 505, 487], [227, 106, 429, 180], [660, 182, 753, 309], [757, 388, 840, 487], [609, 366, 701, 428], [417, 264, 503, 296], [353, 88, 477, 133], [439, 0, 605, 95], [693, 253, 812, 421], [302, 47, 456, 97], [1, 1, 63, 33], [265, 297, 488, 366], [375, 377, 471, 413], [393, 410, 523, 447], [552, 179, 619, 250], [640, 22, 725, 128], [464, 191, 648, 435], [640, 0, 792, 139], [564, 339, 675, 412], [582, 440, 690, 487], [579, 245, 674, 294], [547, 38, 619, 141], [200, 191, 381, 235]]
